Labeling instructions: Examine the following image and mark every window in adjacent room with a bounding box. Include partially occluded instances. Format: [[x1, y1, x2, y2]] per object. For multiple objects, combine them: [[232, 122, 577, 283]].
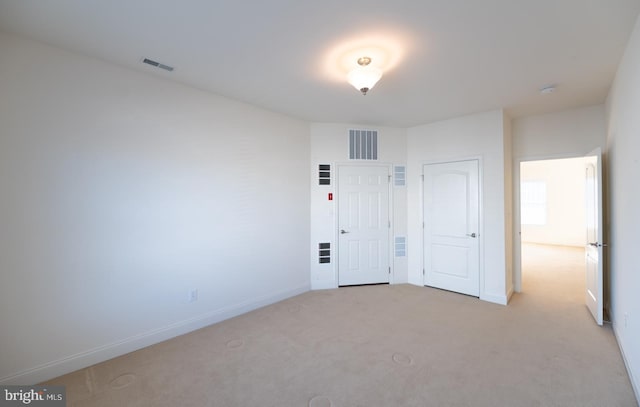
[[521, 181, 547, 225]]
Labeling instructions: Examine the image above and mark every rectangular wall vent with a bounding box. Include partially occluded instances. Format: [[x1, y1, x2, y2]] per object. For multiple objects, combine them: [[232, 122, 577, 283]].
[[394, 236, 406, 257], [319, 242, 331, 263], [349, 129, 378, 160], [142, 58, 174, 72], [394, 166, 406, 186], [319, 164, 331, 185]]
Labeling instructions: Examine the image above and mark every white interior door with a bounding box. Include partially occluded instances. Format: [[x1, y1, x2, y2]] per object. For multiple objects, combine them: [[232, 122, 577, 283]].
[[338, 165, 390, 286], [423, 160, 480, 296], [585, 148, 604, 325]]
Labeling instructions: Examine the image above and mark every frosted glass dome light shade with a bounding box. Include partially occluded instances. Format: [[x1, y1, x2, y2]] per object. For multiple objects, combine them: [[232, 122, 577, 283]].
[[347, 64, 383, 95]]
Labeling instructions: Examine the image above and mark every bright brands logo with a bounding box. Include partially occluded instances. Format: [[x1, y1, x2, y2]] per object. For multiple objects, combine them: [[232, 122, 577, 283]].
[[4, 389, 45, 404], [1, 386, 65, 406]]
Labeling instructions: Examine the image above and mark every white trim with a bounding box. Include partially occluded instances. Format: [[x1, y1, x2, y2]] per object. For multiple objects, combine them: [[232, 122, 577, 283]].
[[311, 280, 337, 290], [613, 322, 640, 404], [420, 170, 425, 285], [0, 284, 310, 385], [480, 292, 509, 305], [335, 163, 394, 286], [420, 156, 484, 299], [478, 157, 485, 300], [513, 161, 522, 292], [518, 152, 590, 163], [386, 164, 395, 284]]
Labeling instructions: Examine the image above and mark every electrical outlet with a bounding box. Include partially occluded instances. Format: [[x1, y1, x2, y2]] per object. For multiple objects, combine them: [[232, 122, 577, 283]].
[[187, 289, 198, 303]]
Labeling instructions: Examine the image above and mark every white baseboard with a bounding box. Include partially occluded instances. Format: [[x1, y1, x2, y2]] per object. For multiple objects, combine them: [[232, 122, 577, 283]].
[[480, 292, 508, 305], [0, 283, 310, 385], [506, 286, 514, 303], [391, 275, 409, 284], [407, 275, 423, 286], [612, 321, 640, 405], [310, 280, 337, 290]]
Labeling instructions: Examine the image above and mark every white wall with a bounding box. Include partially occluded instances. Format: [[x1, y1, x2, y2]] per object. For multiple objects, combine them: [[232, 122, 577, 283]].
[[513, 105, 606, 160], [407, 110, 511, 304], [0, 33, 311, 384], [309, 123, 407, 288], [605, 14, 640, 401], [520, 158, 588, 247]]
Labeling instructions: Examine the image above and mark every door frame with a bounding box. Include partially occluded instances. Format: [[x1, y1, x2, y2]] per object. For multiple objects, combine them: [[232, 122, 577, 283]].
[[420, 156, 484, 298], [513, 152, 591, 293], [335, 162, 395, 285]]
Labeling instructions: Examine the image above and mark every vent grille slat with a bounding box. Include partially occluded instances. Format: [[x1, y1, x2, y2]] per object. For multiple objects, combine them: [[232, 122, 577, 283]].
[[143, 58, 159, 67], [319, 242, 331, 263], [394, 166, 406, 187], [395, 236, 407, 257], [318, 164, 331, 185], [157, 63, 174, 72], [142, 58, 174, 72]]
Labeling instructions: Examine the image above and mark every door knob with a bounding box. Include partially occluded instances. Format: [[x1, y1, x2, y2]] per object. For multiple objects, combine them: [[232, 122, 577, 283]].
[[466, 233, 477, 238], [340, 229, 349, 234]]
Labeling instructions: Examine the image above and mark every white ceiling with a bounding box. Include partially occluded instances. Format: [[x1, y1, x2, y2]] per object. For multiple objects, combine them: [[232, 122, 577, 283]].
[[1, 0, 639, 127]]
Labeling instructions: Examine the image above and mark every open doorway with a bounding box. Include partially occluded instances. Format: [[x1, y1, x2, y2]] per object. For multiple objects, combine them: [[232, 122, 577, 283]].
[[519, 157, 590, 304]]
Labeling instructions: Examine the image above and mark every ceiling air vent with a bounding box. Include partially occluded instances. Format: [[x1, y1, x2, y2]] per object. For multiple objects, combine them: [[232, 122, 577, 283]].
[[142, 58, 174, 72], [349, 129, 378, 160]]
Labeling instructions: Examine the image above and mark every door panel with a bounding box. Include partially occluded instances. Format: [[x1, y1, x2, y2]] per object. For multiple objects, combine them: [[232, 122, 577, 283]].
[[338, 166, 390, 286], [433, 173, 469, 237], [423, 160, 480, 296], [432, 244, 469, 278], [585, 149, 603, 325], [347, 193, 360, 229]]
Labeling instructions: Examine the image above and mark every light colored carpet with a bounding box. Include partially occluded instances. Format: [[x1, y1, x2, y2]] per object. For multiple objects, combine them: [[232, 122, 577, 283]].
[[43, 243, 637, 406]]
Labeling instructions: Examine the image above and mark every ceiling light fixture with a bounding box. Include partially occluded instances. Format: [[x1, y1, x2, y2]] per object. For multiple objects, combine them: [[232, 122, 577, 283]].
[[347, 57, 383, 95]]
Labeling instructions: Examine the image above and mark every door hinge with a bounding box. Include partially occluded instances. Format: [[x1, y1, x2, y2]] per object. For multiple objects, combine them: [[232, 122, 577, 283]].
[[388, 175, 392, 183], [421, 174, 424, 181], [422, 221, 425, 228], [422, 268, 425, 276], [388, 220, 391, 228], [389, 266, 391, 274]]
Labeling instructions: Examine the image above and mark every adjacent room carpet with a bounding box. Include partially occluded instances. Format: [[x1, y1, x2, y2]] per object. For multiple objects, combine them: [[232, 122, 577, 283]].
[[44, 244, 637, 406]]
